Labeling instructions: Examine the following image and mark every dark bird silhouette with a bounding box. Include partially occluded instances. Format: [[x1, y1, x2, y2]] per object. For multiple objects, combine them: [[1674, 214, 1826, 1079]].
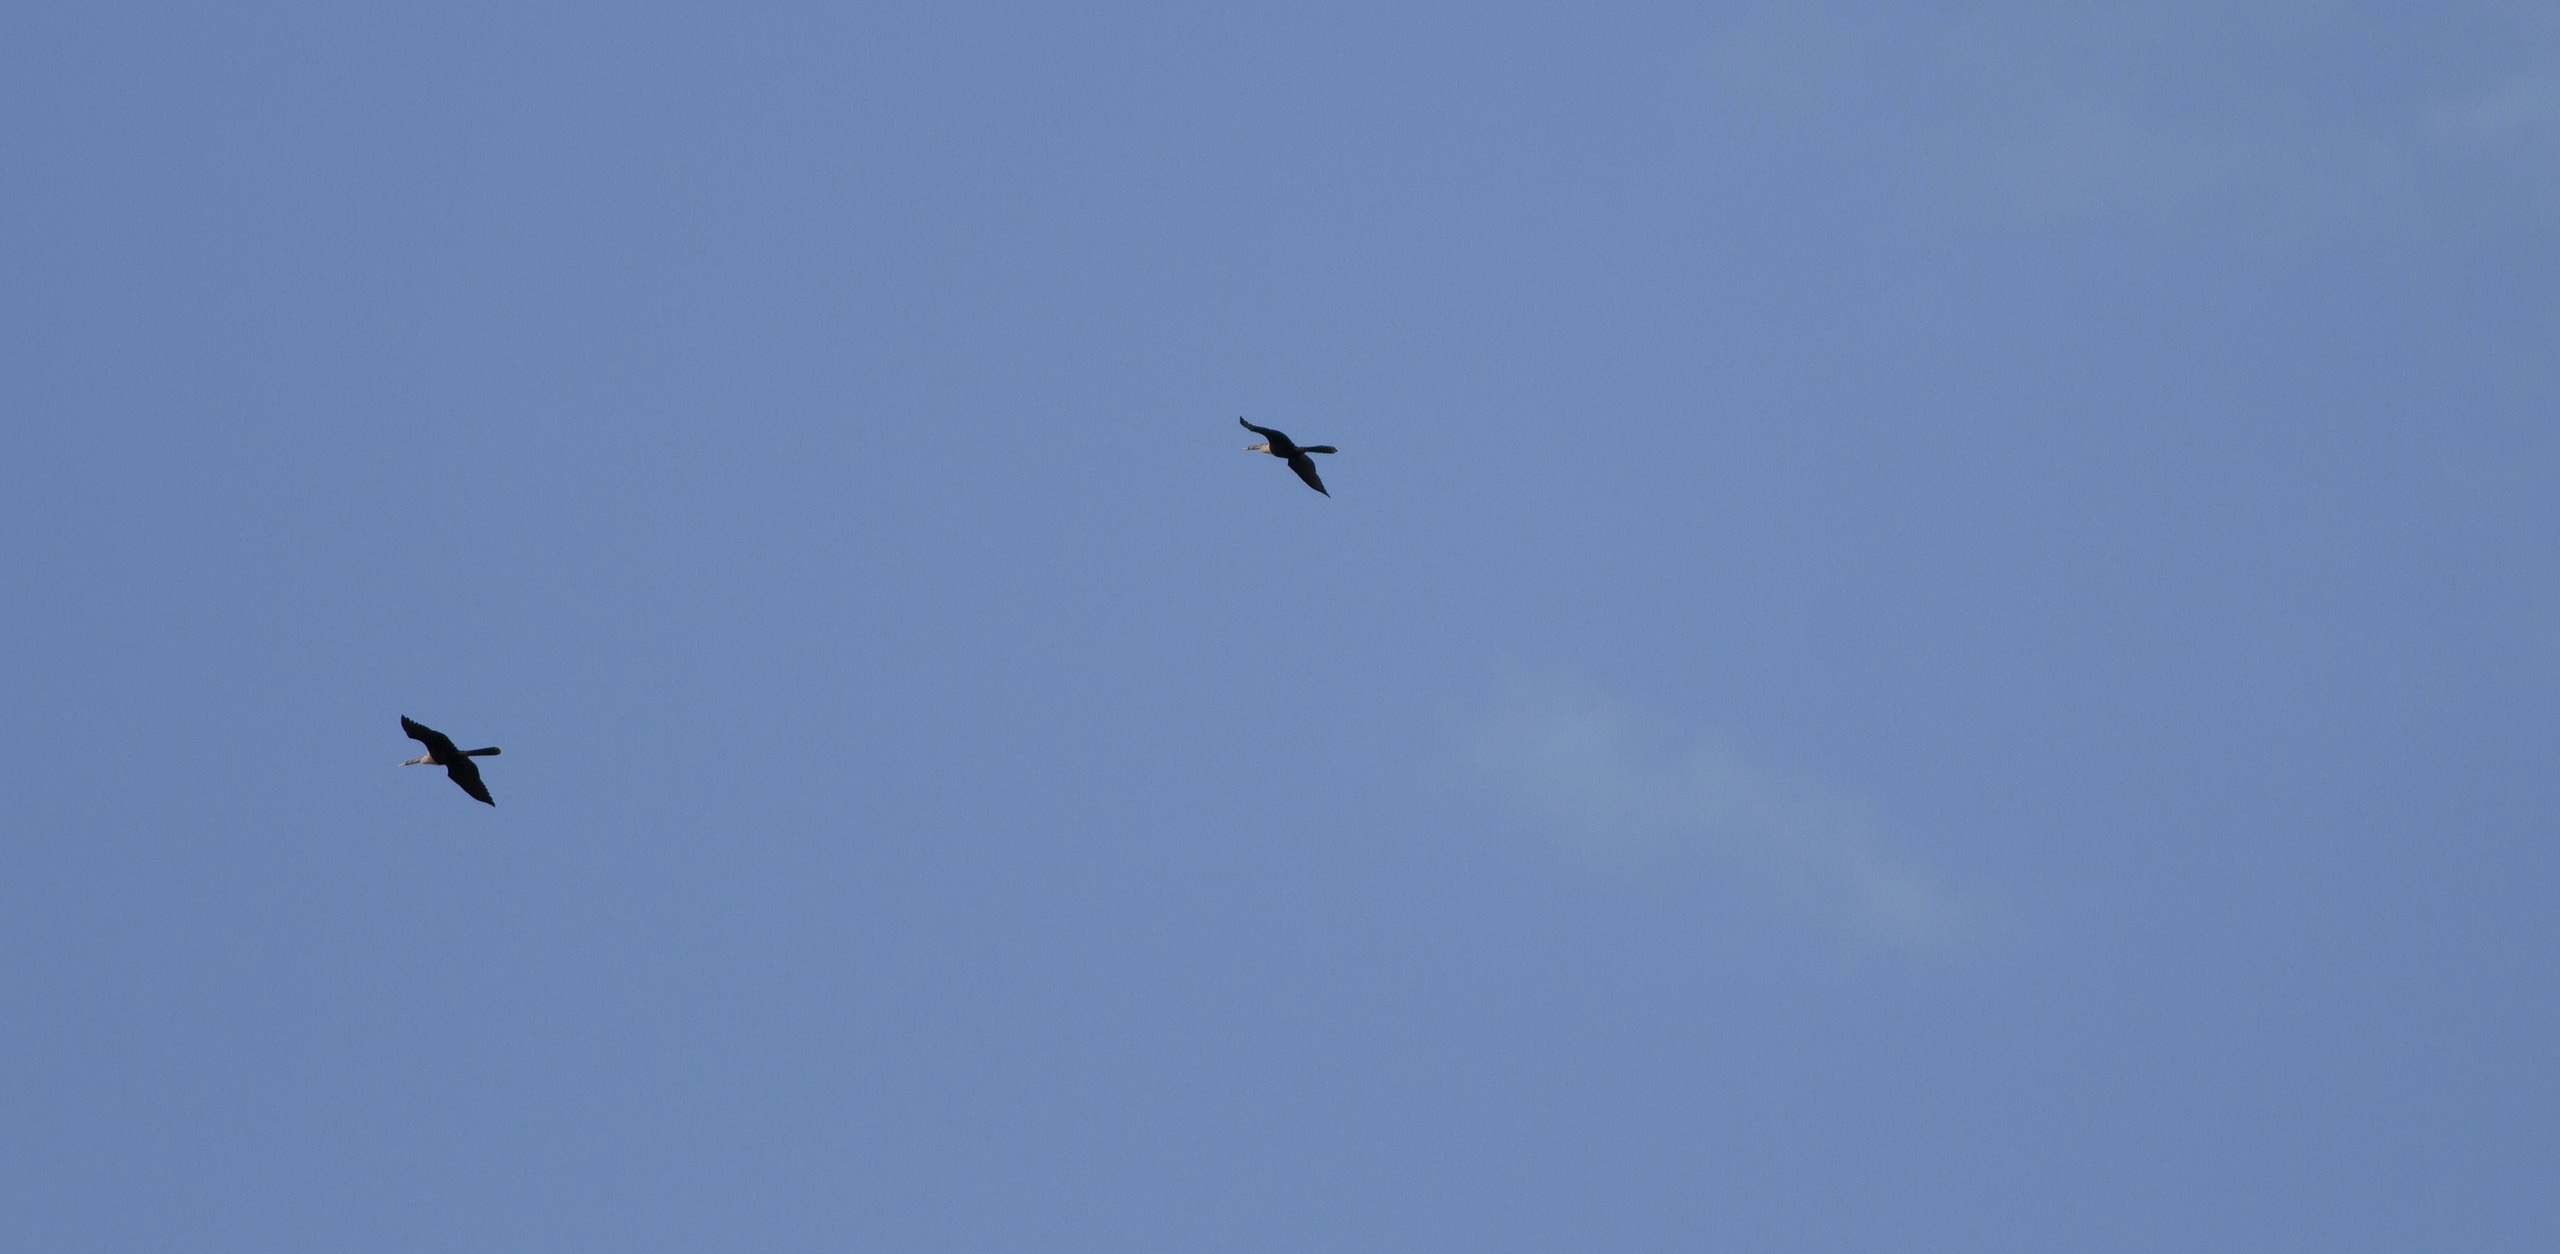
[[400, 716, 502, 806], [1240, 417, 1338, 496]]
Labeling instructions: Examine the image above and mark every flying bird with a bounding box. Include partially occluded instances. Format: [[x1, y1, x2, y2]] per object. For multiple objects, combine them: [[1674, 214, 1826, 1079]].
[[400, 716, 502, 806], [1240, 417, 1337, 496]]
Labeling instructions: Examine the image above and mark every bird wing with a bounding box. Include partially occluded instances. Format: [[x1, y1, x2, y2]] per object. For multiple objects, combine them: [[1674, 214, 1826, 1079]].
[[445, 755, 495, 806], [401, 716, 460, 760], [1239, 416, 1291, 444], [1287, 453, 1330, 496]]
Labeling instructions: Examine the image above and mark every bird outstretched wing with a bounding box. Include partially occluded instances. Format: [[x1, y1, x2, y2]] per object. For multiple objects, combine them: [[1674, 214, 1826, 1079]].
[[1287, 453, 1330, 496], [446, 756, 496, 806], [1239, 416, 1289, 443], [401, 716, 460, 761]]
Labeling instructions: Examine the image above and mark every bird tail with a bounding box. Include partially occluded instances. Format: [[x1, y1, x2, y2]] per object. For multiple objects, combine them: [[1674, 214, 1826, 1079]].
[[1303, 445, 1337, 454], [465, 747, 503, 757]]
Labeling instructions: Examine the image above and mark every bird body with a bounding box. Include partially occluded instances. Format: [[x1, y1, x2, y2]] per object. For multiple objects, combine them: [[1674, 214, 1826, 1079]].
[[1240, 417, 1338, 496], [400, 715, 501, 806]]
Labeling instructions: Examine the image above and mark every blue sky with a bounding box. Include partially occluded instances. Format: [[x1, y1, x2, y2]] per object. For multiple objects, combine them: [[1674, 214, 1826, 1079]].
[[4, 2, 2556, 1249]]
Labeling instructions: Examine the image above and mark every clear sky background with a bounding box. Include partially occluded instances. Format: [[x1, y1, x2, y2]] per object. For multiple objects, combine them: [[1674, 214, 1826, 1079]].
[[3, 2, 2556, 1249]]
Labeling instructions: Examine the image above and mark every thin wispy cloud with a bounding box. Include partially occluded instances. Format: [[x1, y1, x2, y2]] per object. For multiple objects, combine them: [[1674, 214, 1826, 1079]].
[[1690, 2, 2560, 235], [1468, 670, 1974, 956]]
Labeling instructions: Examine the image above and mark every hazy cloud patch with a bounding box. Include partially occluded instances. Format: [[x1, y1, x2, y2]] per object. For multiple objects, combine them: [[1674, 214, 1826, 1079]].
[[1468, 670, 1973, 956], [1689, 2, 2560, 235]]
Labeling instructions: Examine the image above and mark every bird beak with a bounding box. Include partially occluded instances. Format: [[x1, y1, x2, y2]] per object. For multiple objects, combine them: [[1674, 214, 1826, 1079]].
[[399, 755, 428, 767]]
